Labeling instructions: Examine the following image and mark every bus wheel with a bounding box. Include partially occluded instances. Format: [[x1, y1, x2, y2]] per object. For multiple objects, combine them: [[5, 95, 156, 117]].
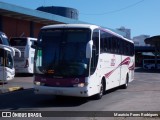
[[94, 81, 104, 100], [121, 74, 129, 89]]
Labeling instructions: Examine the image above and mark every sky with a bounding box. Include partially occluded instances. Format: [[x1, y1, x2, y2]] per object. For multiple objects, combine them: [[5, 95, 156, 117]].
[[0, 0, 159, 38]]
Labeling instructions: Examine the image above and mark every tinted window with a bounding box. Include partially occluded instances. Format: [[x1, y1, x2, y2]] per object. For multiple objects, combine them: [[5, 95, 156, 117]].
[[35, 28, 91, 77], [100, 30, 112, 53], [0, 48, 13, 69], [91, 29, 99, 74], [0, 33, 10, 46], [92, 29, 99, 54], [0, 37, 2, 44], [99, 30, 134, 56], [10, 38, 27, 46]]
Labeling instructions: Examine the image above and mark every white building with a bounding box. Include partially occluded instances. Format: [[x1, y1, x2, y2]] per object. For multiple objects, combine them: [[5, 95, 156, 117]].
[[133, 35, 150, 46]]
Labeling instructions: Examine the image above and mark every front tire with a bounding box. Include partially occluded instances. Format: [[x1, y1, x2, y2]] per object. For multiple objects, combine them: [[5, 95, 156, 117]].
[[94, 81, 104, 100]]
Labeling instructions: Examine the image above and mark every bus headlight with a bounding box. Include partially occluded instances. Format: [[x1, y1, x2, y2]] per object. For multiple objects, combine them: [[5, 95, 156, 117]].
[[73, 83, 85, 87]]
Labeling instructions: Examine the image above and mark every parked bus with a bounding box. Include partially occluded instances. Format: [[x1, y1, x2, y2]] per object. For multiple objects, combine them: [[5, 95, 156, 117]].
[[33, 24, 135, 99], [143, 59, 160, 69], [0, 44, 21, 82], [10, 37, 37, 74]]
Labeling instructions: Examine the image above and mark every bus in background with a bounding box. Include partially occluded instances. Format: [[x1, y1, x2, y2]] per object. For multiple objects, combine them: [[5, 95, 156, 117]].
[[0, 32, 10, 46], [10, 37, 37, 74], [33, 24, 135, 99], [0, 44, 21, 82], [143, 59, 160, 69]]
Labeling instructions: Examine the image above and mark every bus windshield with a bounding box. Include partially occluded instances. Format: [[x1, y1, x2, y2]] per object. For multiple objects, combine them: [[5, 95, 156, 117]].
[[0, 33, 10, 46], [10, 38, 27, 46], [0, 48, 14, 69], [35, 28, 91, 77]]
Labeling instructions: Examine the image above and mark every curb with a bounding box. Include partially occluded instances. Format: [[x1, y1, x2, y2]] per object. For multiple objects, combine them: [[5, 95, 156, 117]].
[[0, 86, 24, 94]]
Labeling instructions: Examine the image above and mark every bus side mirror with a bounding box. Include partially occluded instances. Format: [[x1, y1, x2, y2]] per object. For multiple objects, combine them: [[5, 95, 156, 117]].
[[86, 40, 93, 58]]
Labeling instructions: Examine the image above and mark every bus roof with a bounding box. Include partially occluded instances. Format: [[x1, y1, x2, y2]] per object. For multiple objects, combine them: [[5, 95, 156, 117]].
[[42, 24, 99, 30], [41, 24, 133, 43], [0, 44, 21, 57]]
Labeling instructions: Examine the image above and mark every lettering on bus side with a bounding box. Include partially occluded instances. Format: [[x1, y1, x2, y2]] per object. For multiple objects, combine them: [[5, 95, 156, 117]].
[[110, 55, 116, 66]]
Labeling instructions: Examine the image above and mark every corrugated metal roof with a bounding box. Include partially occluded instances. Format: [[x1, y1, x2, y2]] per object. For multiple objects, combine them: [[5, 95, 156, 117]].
[[0, 1, 86, 25]]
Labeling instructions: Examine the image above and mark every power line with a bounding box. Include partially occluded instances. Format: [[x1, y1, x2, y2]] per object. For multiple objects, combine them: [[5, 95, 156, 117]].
[[80, 0, 145, 15]]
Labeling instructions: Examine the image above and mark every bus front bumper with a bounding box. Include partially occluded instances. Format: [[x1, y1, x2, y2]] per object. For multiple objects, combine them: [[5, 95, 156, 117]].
[[34, 85, 92, 97]]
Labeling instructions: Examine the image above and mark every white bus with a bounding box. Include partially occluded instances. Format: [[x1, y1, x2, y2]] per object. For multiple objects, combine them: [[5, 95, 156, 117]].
[[33, 24, 135, 99], [0, 44, 21, 82], [10, 37, 37, 74], [143, 59, 160, 69]]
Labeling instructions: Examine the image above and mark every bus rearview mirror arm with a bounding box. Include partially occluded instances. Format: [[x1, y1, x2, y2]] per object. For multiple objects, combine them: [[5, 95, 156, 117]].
[[86, 40, 93, 58]]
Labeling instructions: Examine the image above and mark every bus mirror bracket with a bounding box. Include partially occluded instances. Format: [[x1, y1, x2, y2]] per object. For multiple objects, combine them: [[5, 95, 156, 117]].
[[86, 40, 93, 58]]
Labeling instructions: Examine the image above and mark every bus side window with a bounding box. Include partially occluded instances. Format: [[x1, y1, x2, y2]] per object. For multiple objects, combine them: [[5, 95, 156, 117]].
[[100, 30, 105, 53], [131, 43, 135, 56], [0, 37, 2, 44], [0, 49, 4, 66], [112, 37, 116, 54], [117, 38, 121, 54], [92, 30, 99, 55], [0, 57, 3, 66], [121, 40, 125, 55], [6, 51, 13, 69], [91, 29, 99, 74]]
